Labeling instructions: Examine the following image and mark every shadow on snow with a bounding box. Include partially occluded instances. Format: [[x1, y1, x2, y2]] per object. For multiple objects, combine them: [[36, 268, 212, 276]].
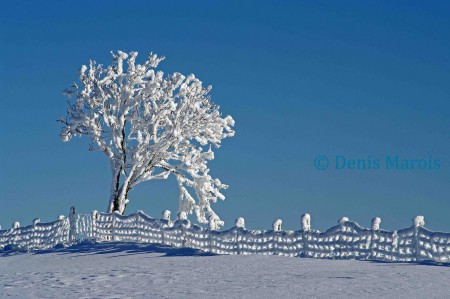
[[0, 241, 216, 258], [1, 243, 449, 267]]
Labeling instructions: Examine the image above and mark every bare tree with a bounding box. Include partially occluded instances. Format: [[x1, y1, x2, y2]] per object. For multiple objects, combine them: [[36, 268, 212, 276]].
[[59, 51, 235, 225]]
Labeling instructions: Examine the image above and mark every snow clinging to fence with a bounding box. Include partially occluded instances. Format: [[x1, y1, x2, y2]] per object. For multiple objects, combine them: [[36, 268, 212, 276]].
[[0, 207, 449, 264]]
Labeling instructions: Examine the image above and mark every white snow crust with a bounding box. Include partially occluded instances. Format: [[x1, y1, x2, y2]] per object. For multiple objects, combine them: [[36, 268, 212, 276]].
[[1, 243, 449, 298]]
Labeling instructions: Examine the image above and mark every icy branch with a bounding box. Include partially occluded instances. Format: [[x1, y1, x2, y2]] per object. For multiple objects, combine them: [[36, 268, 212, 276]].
[[60, 51, 235, 224]]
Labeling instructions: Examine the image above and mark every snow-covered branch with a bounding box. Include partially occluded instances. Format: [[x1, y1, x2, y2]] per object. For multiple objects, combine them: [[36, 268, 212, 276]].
[[60, 50, 235, 225]]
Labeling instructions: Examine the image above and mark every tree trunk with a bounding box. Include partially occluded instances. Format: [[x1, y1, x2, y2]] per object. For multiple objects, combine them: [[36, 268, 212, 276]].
[[107, 169, 122, 213], [111, 181, 131, 215], [109, 166, 135, 215], [111, 193, 121, 214]]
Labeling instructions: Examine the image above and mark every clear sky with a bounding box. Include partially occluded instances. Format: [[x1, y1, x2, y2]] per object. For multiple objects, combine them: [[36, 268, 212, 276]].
[[1, 1, 449, 232]]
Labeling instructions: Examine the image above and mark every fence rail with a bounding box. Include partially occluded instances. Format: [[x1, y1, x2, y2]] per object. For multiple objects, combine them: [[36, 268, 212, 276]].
[[1, 207, 449, 264]]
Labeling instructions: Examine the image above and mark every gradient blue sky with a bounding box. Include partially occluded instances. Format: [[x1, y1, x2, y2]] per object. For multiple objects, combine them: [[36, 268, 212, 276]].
[[1, 1, 449, 231]]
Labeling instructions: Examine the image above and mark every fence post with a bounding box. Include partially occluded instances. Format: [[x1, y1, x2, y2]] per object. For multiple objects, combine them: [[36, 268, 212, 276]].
[[371, 217, 381, 231], [112, 211, 120, 242], [69, 206, 76, 244], [176, 212, 190, 247], [235, 217, 245, 255], [413, 215, 425, 262], [369, 217, 381, 260], [161, 227, 166, 246], [208, 217, 217, 252], [135, 211, 141, 243], [162, 210, 171, 222], [32, 218, 40, 249], [301, 214, 311, 258], [209, 216, 219, 231], [337, 217, 349, 259], [91, 210, 98, 242], [301, 214, 311, 232], [392, 230, 399, 261], [11, 222, 20, 248], [272, 219, 282, 255]]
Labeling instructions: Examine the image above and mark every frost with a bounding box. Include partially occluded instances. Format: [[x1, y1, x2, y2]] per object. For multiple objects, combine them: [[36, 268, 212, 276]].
[[162, 210, 171, 221], [339, 217, 349, 224], [371, 217, 381, 231], [235, 217, 245, 229], [413, 215, 425, 227], [273, 219, 282, 231], [59, 51, 235, 225], [301, 213, 311, 231]]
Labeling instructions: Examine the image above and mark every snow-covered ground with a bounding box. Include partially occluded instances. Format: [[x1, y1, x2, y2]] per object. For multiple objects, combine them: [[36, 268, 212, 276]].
[[1, 243, 449, 298]]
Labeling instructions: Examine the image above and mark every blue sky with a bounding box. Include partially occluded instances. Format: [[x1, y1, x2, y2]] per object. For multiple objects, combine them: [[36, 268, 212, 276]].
[[1, 1, 449, 231]]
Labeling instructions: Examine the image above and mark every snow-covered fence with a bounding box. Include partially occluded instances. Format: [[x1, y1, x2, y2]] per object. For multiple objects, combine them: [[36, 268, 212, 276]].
[[0, 216, 70, 251], [1, 209, 449, 264]]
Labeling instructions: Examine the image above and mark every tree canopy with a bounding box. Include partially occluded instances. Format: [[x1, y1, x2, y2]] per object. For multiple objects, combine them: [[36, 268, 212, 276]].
[[59, 51, 235, 226]]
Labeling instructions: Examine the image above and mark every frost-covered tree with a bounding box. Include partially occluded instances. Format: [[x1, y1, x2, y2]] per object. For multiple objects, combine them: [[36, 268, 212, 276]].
[[59, 51, 235, 225]]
